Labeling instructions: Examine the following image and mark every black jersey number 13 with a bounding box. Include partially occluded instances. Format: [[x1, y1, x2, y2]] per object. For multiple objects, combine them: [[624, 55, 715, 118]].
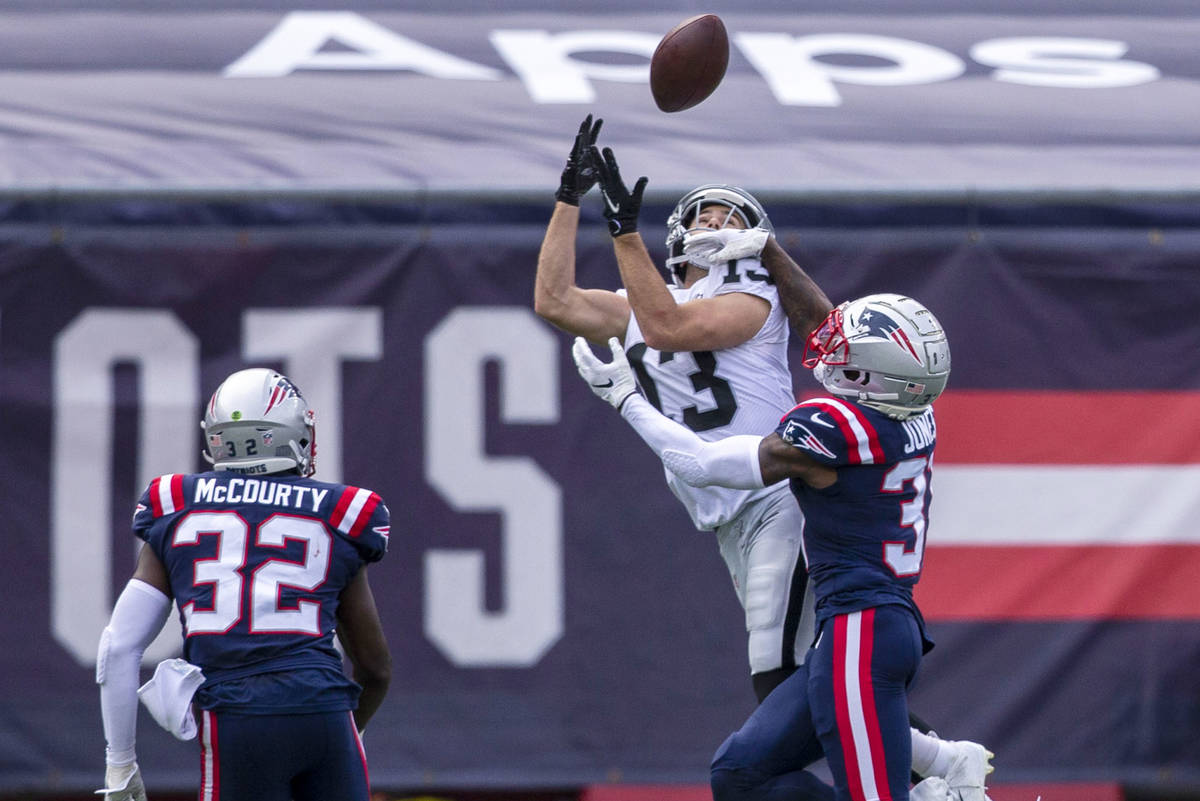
[[626, 344, 737, 432]]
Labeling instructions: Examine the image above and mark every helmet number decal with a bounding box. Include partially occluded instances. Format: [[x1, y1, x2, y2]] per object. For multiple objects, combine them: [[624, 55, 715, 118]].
[[223, 439, 260, 458], [626, 344, 737, 433]]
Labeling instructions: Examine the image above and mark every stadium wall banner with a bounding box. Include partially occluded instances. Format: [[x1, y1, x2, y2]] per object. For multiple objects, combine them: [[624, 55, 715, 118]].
[[0, 211, 1197, 794], [0, 6, 1197, 194]]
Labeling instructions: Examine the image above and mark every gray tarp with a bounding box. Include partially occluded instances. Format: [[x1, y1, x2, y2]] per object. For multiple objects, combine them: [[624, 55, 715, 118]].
[[0, 2, 1198, 198]]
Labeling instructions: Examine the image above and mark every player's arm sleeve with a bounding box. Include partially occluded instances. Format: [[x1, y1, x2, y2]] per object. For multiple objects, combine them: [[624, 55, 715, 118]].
[[620, 394, 765, 489], [96, 579, 172, 766]]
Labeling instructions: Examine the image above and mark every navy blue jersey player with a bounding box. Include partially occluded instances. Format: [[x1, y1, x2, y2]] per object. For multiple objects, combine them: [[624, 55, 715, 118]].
[[574, 294, 991, 801], [96, 369, 391, 801]]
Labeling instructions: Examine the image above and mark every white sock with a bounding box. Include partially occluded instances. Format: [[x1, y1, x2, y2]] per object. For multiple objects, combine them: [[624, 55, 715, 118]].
[[911, 728, 954, 778]]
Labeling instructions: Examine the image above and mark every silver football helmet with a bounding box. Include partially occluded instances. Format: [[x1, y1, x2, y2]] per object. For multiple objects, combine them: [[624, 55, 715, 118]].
[[802, 293, 951, 419], [201, 368, 316, 476], [664, 184, 772, 285]]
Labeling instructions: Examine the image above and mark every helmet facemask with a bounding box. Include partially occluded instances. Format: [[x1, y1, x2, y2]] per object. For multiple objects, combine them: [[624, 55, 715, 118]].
[[664, 184, 772, 286]]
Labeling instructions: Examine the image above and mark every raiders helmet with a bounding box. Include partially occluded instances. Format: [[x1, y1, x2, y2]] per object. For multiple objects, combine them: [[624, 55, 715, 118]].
[[201, 368, 316, 476], [664, 184, 772, 285], [802, 293, 951, 419]]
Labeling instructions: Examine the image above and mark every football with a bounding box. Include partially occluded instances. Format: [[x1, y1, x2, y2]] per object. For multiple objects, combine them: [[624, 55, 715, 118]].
[[649, 14, 729, 112]]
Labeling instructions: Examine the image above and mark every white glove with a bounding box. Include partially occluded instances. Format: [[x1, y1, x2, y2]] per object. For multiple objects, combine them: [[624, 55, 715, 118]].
[[572, 336, 638, 410], [682, 226, 770, 269], [96, 761, 148, 801], [909, 777, 952, 801]]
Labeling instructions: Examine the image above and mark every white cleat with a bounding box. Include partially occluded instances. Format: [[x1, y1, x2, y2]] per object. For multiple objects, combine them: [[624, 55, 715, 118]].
[[943, 740, 995, 801], [911, 776, 953, 801]]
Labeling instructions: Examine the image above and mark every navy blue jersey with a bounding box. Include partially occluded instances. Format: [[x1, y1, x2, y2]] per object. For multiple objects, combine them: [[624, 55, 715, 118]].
[[775, 397, 936, 627], [134, 471, 389, 713]]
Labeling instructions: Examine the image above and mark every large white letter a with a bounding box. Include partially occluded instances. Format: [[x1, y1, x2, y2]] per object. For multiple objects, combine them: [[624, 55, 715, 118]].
[[224, 11, 502, 79]]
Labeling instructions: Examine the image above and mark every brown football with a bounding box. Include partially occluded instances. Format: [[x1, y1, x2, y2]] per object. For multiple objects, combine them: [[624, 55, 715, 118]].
[[650, 14, 729, 112]]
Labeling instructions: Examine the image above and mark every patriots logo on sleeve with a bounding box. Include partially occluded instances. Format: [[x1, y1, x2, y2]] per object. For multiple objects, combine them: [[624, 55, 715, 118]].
[[780, 420, 837, 458], [778, 398, 885, 466]]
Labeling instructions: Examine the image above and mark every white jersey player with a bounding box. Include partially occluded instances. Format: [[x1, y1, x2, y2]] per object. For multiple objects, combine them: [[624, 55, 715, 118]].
[[535, 112, 818, 699], [615, 221, 814, 695]]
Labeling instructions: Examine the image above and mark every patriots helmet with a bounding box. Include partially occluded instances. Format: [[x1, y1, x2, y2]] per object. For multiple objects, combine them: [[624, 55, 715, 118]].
[[802, 293, 951, 419], [664, 184, 772, 285], [201, 368, 316, 476]]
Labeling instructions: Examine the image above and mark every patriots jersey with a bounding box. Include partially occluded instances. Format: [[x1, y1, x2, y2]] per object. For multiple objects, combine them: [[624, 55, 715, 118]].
[[621, 257, 795, 530], [776, 397, 936, 626], [134, 471, 389, 712]]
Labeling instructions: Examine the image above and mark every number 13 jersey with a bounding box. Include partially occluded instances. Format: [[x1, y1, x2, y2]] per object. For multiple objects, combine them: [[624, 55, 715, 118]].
[[620, 257, 795, 530]]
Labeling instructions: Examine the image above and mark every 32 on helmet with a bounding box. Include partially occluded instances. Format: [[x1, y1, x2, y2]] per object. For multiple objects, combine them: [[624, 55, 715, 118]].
[[664, 184, 773, 285], [803, 293, 951, 419], [201, 368, 316, 476]]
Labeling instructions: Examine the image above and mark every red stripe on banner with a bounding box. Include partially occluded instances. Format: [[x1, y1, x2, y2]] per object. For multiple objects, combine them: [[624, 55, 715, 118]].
[[349, 492, 380, 538], [933, 390, 1200, 465], [918, 544, 1200, 620]]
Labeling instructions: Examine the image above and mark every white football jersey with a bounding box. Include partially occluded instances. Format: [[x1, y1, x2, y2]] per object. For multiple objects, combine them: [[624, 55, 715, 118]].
[[621, 257, 795, 530]]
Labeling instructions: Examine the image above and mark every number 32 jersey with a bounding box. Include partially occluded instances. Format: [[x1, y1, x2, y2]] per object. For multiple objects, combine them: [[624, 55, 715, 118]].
[[621, 257, 794, 530], [133, 470, 389, 713], [776, 398, 936, 630]]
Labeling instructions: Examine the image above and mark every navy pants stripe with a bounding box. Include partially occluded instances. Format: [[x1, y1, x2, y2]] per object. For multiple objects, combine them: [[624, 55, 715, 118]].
[[811, 605, 922, 801]]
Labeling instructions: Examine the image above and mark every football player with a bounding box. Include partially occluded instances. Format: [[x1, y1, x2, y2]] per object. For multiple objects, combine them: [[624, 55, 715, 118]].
[[574, 293, 989, 801], [96, 368, 391, 801], [537, 115, 821, 704], [540, 115, 993, 801]]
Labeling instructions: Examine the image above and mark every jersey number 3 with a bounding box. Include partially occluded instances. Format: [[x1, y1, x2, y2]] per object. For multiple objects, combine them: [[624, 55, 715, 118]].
[[626, 344, 737, 432], [172, 511, 332, 636], [882, 455, 930, 577]]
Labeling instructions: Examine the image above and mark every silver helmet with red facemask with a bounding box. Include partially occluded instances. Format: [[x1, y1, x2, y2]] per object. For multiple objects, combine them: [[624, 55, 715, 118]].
[[803, 293, 951, 419], [664, 184, 772, 286], [201, 368, 317, 476]]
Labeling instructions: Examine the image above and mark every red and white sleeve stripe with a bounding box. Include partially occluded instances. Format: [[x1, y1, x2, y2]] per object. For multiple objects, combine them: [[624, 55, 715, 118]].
[[331, 487, 382, 538], [801, 398, 884, 464], [148, 474, 185, 517]]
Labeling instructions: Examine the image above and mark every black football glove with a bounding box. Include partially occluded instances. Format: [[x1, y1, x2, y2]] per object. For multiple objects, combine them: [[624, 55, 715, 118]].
[[590, 145, 648, 238], [555, 115, 603, 206]]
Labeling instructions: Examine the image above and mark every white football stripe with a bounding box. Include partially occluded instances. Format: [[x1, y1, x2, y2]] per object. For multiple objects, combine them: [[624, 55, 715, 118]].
[[930, 465, 1200, 545]]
